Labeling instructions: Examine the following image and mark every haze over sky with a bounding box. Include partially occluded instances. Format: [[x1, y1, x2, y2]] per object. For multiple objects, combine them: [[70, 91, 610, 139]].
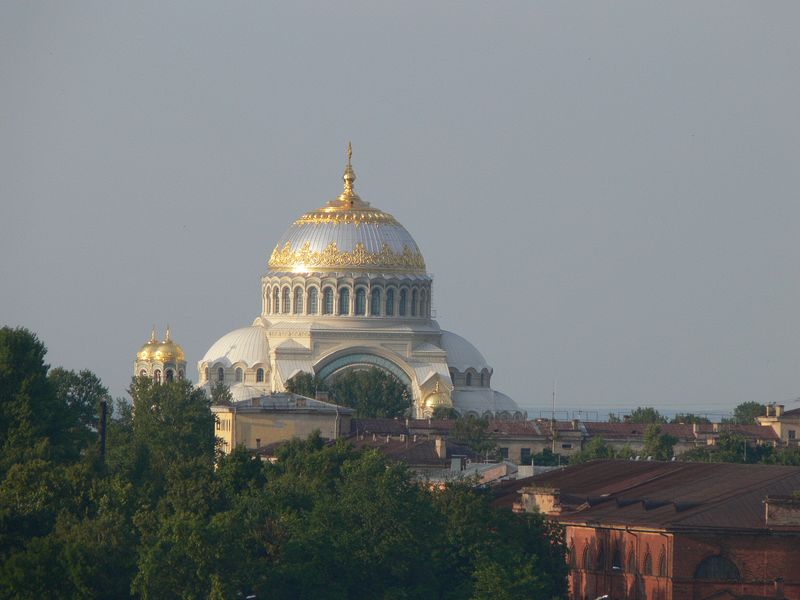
[[2, 2, 799, 417]]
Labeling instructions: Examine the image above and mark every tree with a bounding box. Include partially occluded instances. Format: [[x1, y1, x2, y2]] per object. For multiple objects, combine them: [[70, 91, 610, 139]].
[[731, 401, 766, 425], [607, 413, 621, 423], [627, 406, 667, 424], [209, 381, 233, 405], [670, 413, 710, 424], [452, 415, 498, 458], [431, 405, 460, 420], [326, 368, 410, 418], [642, 424, 677, 460], [570, 435, 615, 464], [49, 367, 110, 451], [284, 371, 320, 398]]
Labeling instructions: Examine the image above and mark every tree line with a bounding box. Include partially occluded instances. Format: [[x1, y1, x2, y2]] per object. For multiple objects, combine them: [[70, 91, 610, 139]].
[[0, 327, 568, 599]]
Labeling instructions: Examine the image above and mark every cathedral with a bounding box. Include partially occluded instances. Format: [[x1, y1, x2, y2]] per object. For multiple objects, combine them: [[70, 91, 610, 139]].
[[139, 147, 523, 420]]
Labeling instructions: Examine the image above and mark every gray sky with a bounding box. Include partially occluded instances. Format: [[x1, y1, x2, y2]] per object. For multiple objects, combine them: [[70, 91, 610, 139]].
[[2, 2, 799, 417]]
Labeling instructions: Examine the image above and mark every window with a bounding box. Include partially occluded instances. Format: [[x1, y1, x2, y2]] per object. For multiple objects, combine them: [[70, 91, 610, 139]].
[[627, 551, 636, 573], [411, 289, 418, 316], [204, 367, 209, 381], [154, 369, 161, 384], [264, 289, 270, 314], [178, 369, 184, 380], [165, 369, 174, 383], [569, 544, 576, 569], [420, 289, 427, 317], [520, 448, 531, 464], [282, 287, 290, 313], [370, 287, 381, 316], [500, 447, 509, 459], [643, 553, 652, 576], [323, 287, 334, 314], [658, 553, 667, 577], [385, 288, 395, 316], [790, 429, 796, 440], [273, 288, 280, 314], [235, 367, 243, 382], [480, 372, 485, 386], [293, 287, 303, 314], [399, 288, 407, 315], [694, 556, 740, 581], [255, 438, 261, 448], [307, 287, 318, 314], [339, 288, 350, 315], [583, 547, 593, 571], [355, 287, 366, 315], [466, 372, 472, 386], [215, 417, 221, 430], [139, 369, 147, 377], [561, 443, 573, 449], [596, 545, 606, 571], [256, 368, 264, 383], [217, 367, 224, 382], [612, 546, 622, 571]]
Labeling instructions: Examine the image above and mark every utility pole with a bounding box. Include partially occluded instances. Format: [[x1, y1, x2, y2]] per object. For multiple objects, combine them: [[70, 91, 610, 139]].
[[551, 380, 557, 454]]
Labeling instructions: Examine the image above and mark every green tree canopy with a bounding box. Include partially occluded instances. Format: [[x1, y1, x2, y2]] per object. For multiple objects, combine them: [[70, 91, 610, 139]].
[[670, 413, 710, 424], [452, 414, 498, 458], [326, 367, 410, 418], [642, 424, 677, 461], [627, 406, 667, 424], [284, 371, 320, 398], [731, 401, 766, 425]]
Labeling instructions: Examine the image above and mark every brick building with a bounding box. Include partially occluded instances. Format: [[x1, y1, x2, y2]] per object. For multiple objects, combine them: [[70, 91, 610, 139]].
[[514, 461, 800, 600]]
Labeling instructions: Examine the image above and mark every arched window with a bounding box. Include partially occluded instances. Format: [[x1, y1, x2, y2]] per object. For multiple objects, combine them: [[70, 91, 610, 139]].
[[307, 287, 318, 314], [399, 288, 407, 316], [569, 544, 576, 569], [235, 367, 243, 382], [217, 367, 224, 382], [339, 288, 350, 315], [658, 553, 667, 577], [154, 369, 161, 384], [583, 547, 593, 571], [293, 287, 303, 314], [627, 551, 636, 573], [480, 372, 485, 387], [385, 288, 395, 316], [323, 287, 334, 314], [612, 545, 622, 570], [264, 289, 270, 314], [354, 288, 366, 315], [273, 287, 280, 314], [466, 372, 472, 386], [411, 289, 418, 316], [596, 544, 605, 571], [282, 287, 290, 314], [178, 369, 184, 380], [694, 556, 740, 581], [371, 288, 381, 316], [165, 369, 174, 383], [204, 367, 209, 381], [256, 368, 264, 383], [139, 369, 147, 377], [420, 289, 427, 317], [643, 553, 652, 576]]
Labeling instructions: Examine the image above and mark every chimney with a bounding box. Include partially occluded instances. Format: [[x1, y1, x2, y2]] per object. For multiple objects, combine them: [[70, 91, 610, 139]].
[[692, 423, 699, 435], [435, 436, 446, 459], [571, 419, 579, 431], [623, 415, 631, 423], [776, 404, 784, 417]]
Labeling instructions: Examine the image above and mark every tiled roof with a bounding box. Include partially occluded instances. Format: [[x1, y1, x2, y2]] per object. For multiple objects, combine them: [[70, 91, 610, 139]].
[[351, 436, 479, 466], [521, 460, 800, 531]]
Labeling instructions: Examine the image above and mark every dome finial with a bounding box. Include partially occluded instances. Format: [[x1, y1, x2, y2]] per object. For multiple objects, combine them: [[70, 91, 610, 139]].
[[150, 325, 157, 343], [341, 142, 357, 201], [164, 324, 171, 342]]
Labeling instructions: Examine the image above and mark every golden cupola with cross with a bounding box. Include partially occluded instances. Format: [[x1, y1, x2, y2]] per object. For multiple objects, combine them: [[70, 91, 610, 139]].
[[134, 326, 186, 384]]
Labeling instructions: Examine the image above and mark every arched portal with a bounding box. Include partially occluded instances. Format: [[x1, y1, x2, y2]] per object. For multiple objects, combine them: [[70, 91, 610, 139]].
[[315, 352, 412, 387]]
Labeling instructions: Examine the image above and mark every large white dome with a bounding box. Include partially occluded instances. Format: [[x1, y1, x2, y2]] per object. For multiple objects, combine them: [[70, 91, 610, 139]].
[[201, 326, 269, 367]]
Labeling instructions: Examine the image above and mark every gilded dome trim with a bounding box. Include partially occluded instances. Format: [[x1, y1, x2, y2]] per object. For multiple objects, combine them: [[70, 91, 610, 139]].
[[268, 240, 426, 273], [294, 209, 398, 227]]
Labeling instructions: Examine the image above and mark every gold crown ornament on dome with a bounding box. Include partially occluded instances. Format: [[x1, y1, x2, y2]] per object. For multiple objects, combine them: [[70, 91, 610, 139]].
[[137, 326, 159, 361], [267, 144, 427, 274]]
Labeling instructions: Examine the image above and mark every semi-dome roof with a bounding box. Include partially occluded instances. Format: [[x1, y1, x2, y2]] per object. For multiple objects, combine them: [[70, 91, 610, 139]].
[[268, 146, 426, 275], [201, 326, 269, 367], [440, 330, 490, 372]]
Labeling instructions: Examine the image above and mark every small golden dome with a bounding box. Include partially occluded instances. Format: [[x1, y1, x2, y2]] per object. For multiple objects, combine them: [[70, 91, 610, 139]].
[[152, 326, 185, 363], [424, 381, 452, 410], [137, 326, 159, 361]]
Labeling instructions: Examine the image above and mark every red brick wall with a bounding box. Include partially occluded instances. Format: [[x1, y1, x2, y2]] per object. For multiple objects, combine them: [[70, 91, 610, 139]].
[[565, 525, 800, 600]]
